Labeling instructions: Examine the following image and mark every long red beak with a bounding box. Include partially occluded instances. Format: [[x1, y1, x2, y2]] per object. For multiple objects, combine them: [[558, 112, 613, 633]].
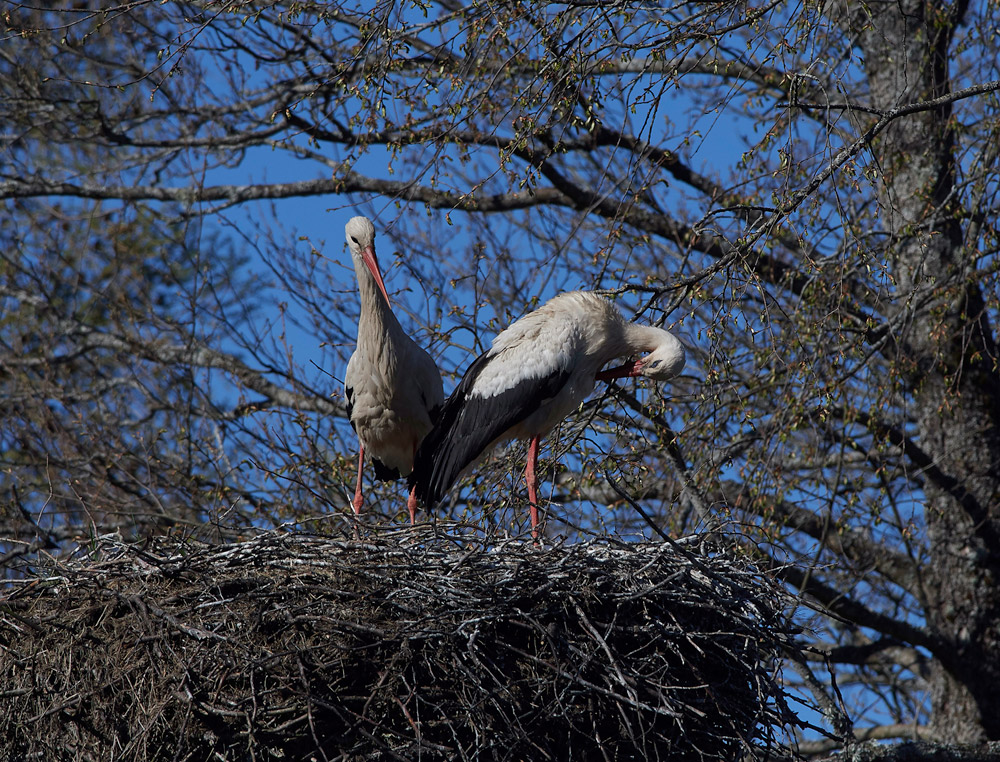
[[596, 359, 643, 381], [361, 245, 391, 305]]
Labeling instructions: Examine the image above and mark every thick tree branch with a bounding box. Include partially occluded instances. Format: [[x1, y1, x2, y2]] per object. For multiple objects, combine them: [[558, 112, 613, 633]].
[[812, 639, 931, 678], [798, 726, 935, 756], [849, 409, 999, 551], [0, 174, 570, 213], [762, 494, 920, 594], [754, 549, 936, 651], [812, 740, 1000, 762]]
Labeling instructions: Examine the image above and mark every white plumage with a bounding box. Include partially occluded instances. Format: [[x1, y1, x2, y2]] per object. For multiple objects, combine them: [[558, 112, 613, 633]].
[[410, 291, 685, 537], [343, 216, 444, 522]]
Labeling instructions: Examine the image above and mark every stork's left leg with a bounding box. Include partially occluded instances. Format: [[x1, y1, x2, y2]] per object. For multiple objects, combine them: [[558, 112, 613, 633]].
[[525, 435, 541, 540], [406, 442, 419, 525]]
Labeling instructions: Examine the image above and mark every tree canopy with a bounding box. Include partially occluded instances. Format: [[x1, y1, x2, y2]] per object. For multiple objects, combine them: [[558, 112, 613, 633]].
[[3, 0, 1000, 756]]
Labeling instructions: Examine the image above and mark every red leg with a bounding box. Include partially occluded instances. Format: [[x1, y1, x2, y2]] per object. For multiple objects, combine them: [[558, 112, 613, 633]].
[[525, 435, 541, 540], [406, 485, 418, 525], [353, 445, 365, 516], [406, 441, 419, 526]]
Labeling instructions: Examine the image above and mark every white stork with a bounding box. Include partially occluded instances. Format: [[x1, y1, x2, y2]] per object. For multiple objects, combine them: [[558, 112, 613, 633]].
[[409, 290, 685, 537], [343, 215, 444, 523]]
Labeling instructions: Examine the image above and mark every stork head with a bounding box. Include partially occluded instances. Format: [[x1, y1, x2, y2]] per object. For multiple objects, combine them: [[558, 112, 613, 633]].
[[345, 215, 390, 304], [634, 330, 685, 381], [596, 326, 686, 382]]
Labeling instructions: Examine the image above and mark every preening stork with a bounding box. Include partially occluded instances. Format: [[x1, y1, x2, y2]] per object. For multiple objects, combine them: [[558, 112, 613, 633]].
[[343, 216, 444, 523], [409, 291, 685, 537]]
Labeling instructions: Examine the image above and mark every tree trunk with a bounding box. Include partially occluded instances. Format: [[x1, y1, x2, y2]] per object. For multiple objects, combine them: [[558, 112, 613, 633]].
[[852, 0, 1000, 741]]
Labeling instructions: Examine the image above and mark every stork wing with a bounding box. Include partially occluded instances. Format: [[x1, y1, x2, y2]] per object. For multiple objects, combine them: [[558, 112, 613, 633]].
[[344, 351, 360, 432], [410, 346, 571, 509]]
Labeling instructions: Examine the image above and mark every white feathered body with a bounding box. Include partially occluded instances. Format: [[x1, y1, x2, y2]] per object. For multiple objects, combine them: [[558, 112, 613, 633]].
[[411, 291, 685, 506], [346, 307, 443, 479], [471, 292, 623, 442], [344, 216, 443, 481]]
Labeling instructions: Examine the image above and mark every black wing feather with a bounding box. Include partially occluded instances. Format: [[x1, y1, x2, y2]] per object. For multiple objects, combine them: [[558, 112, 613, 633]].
[[370, 459, 402, 482], [344, 384, 357, 432], [410, 350, 571, 509]]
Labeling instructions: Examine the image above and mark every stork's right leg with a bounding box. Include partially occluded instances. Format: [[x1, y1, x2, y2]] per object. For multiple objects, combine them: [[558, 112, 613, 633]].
[[525, 436, 541, 540], [406, 485, 418, 525], [353, 446, 365, 516]]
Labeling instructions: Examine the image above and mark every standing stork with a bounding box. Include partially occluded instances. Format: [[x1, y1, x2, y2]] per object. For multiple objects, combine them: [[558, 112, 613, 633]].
[[343, 215, 444, 523], [409, 291, 685, 538]]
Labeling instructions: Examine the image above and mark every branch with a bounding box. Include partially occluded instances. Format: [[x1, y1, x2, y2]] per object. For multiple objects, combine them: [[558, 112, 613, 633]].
[[606, 386, 723, 534], [746, 491, 920, 594], [849, 409, 1000, 551], [772, 78, 1000, 222], [808, 639, 931, 678], [810, 740, 1000, 762], [784, 646, 855, 741], [71, 326, 345, 418], [0, 173, 570, 214], [751, 547, 936, 651], [10, 79, 997, 316], [798, 726, 934, 756]]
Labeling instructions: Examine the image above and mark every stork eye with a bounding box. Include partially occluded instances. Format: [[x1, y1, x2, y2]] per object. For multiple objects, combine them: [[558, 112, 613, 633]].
[[350, 236, 359, 244], [647, 359, 662, 369]]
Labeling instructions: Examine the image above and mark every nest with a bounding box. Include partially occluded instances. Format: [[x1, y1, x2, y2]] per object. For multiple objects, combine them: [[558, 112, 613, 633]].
[[0, 528, 794, 761]]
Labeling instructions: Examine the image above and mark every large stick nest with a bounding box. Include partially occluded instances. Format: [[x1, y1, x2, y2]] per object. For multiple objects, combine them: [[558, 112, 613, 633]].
[[1, 528, 795, 761]]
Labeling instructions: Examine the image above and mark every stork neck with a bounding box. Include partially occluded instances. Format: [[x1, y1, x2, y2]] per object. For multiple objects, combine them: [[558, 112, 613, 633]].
[[356, 262, 401, 334], [622, 322, 668, 354]]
